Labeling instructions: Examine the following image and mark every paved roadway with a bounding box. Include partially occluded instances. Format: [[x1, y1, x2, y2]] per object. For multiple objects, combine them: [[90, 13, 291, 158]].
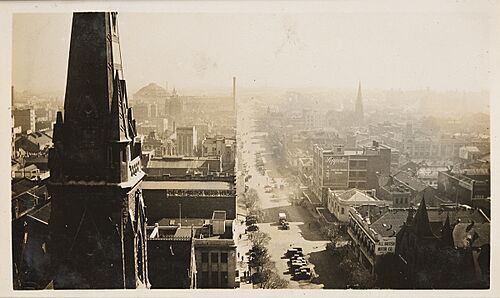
[[236, 101, 345, 289]]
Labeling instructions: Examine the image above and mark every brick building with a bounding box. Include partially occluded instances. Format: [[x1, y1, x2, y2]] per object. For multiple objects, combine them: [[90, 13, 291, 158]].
[[312, 141, 391, 204], [13, 108, 36, 134], [142, 177, 236, 223]]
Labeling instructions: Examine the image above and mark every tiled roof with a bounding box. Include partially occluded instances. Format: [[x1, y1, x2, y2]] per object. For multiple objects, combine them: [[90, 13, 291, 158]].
[[370, 210, 408, 237], [366, 207, 489, 239]]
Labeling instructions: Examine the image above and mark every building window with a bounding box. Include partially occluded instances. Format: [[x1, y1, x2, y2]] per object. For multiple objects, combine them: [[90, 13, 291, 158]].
[[341, 207, 345, 215], [220, 252, 228, 263], [202, 252, 208, 263], [211, 252, 219, 263]]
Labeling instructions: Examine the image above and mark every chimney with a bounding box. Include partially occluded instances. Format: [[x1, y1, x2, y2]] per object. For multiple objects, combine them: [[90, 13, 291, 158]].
[[232, 77, 236, 101]]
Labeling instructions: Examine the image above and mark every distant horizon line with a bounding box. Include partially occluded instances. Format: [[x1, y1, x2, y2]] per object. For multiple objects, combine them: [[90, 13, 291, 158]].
[[12, 84, 490, 97]]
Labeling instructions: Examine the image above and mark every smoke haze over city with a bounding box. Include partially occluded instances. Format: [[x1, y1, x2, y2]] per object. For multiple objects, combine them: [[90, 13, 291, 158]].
[[13, 11, 491, 94]]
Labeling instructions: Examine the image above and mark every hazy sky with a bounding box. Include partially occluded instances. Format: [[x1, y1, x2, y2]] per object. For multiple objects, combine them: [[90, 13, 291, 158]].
[[12, 11, 492, 94]]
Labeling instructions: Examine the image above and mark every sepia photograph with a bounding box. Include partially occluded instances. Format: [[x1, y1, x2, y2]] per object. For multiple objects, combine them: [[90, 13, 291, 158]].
[[3, 1, 498, 297]]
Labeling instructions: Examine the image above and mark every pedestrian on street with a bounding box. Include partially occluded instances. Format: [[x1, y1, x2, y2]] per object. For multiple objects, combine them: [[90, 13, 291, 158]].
[[241, 256, 244, 261], [239, 234, 242, 240], [238, 252, 240, 258]]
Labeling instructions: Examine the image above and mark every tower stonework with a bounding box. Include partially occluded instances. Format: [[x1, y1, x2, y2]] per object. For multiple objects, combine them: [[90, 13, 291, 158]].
[[47, 12, 149, 289]]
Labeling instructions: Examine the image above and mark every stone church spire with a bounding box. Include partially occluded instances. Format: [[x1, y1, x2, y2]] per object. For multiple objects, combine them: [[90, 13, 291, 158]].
[[47, 12, 148, 289], [413, 197, 435, 239]]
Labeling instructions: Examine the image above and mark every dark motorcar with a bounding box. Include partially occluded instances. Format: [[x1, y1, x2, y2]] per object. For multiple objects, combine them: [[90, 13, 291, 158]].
[[285, 248, 298, 258], [294, 270, 312, 280]]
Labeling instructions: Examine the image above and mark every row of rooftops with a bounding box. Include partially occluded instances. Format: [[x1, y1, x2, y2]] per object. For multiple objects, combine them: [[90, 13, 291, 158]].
[[147, 213, 235, 242], [349, 203, 490, 243], [315, 141, 390, 157]]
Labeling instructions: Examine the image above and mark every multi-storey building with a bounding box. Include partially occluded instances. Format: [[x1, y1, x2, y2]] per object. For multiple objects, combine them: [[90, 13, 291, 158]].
[[142, 175, 236, 222], [176, 126, 197, 157], [147, 211, 238, 289], [437, 170, 490, 205], [312, 141, 391, 204], [13, 108, 36, 134], [202, 135, 236, 172]]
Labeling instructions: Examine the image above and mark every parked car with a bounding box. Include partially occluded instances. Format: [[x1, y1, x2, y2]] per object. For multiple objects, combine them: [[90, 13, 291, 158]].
[[294, 268, 312, 280], [293, 266, 311, 276], [290, 252, 304, 259], [286, 248, 299, 258], [281, 221, 290, 230]]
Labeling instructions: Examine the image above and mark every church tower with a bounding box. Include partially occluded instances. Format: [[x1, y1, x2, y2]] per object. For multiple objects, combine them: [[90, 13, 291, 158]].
[[355, 81, 364, 122], [47, 12, 149, 289]]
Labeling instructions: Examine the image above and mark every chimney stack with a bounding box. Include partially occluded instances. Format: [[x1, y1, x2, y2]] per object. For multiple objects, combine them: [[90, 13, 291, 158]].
[[232, 76, 236, 111]]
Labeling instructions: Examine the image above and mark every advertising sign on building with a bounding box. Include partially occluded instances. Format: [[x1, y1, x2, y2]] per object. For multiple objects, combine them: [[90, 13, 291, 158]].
[[324, 156, 349, 188]]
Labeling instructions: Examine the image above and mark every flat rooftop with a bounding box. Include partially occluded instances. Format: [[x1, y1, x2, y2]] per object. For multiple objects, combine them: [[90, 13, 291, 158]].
[[142, 180, 231, 190]]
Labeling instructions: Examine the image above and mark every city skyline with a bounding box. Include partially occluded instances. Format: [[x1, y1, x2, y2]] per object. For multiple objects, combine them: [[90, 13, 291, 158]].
[[6, 4, 495, 295], [12, 10, 492, 94]]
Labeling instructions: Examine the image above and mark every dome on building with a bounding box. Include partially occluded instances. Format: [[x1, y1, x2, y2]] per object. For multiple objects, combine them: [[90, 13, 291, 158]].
[[134, 83, 168, 99]]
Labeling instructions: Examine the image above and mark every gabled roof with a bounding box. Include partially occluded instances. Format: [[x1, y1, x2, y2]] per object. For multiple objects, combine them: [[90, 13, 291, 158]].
[[335, 189, 379, 203], [394, 171, 427, 192]]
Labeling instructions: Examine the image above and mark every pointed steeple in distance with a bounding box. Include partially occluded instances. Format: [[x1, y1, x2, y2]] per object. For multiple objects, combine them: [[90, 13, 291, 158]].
[[413, 197, 435, 238], [440, 213, 455, 248], [355, 81, 364, 121]]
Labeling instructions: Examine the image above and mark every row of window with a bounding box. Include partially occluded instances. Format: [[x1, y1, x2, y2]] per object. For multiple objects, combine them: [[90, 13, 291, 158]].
[[201, 252, 228, 264], [394, 197, 409, 204], [349, 160, 367, 168]]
